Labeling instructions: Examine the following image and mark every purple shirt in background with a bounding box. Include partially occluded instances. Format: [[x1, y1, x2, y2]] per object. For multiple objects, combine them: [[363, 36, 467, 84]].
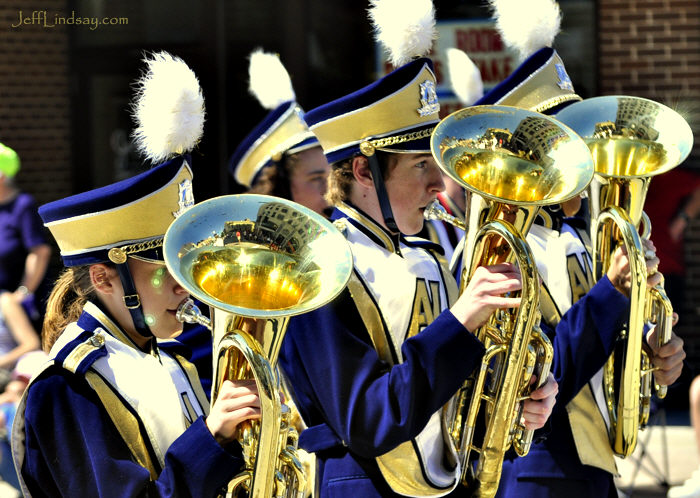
[[0, 193, 47, 291]]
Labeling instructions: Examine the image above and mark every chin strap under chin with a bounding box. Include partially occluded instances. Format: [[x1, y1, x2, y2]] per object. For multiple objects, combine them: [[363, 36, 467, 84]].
[[115, 262, 152, 338], [366, 153, 399, 235]]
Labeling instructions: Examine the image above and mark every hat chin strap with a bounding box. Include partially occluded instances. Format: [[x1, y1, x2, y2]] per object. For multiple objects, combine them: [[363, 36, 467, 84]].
[[367, 153, 400, 234], [115, 262, 153, 338]]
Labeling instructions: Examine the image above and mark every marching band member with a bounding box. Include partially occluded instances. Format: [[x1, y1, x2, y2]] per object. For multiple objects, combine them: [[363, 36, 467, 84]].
[[500, 193, 684, 498], [185, 49, 331, 396], [228, 49, 331, 217], [467, 1, 687, 496], [277, 1, 558, 496], [11, 52, 260, 497]]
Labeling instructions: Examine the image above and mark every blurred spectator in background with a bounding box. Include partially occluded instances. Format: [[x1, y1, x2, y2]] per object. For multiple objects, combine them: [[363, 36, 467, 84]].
[[668, 375, 700, 498], [0, 350, 47, 494], [646, 167, 700, 425], [0, 143, 51, 325], [645, 166, 700, 310], [0, 293, 40, 388]]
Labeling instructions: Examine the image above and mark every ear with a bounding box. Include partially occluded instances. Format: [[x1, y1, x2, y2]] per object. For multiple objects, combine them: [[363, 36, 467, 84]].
[[90, 264, 118, 295], [351, 156, 374, 189]]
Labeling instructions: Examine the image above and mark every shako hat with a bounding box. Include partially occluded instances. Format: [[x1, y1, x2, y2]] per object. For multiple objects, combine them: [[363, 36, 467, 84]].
[[474, 0, 581, 114], [229, 50, 318, 188], [39, 51, 204, 338], [40, 52, 203, 267], [305, 0, 440, 165]]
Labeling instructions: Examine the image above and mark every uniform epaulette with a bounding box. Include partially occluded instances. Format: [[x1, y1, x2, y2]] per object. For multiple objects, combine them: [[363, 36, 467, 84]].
[[401, 235, 445, 256], [53, 329, 109, 377]]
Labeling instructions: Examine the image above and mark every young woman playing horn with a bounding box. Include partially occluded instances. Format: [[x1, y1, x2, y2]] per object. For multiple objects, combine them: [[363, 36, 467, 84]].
[[11, 52, 260, 498]]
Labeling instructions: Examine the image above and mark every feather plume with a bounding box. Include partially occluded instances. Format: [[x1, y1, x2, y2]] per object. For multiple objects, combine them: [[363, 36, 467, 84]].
[[248, 49, 296, 110], [446, 48, 483, 106], [132, 51, 205, 163], [488, 0, 561, 61], [368, 0, 436, 67]]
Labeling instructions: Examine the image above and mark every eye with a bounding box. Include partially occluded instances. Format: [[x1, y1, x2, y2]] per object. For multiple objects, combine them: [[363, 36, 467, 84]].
[[415, 161, 427, 169]]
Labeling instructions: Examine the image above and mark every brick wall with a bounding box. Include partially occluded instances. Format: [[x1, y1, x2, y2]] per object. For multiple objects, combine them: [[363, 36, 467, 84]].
[[0, 1, 72, 207], [599, 0, 700, 370]]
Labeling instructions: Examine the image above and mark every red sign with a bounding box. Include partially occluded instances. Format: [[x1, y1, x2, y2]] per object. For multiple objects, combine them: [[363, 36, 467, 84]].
[[376, 19, 519, 113]]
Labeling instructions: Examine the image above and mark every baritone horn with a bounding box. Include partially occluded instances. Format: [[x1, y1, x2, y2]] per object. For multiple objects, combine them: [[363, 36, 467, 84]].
[[163, 194, 353, 498], [430, 105, 594, 497], [557, 95, 693, 457]]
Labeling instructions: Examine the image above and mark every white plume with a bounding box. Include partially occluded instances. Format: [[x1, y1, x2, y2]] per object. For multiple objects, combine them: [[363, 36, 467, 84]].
[[248, 49, 296, 110], [132, 51, 205, 163], [368, 0, 436, 67], [446, 48, 483, 105], [488, 0, 561, 61]]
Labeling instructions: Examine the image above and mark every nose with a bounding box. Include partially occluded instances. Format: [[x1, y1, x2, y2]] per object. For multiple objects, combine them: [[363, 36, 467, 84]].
[[166, 270, 188, 295], [173, 280, 188, 295], [428, 161, 445, 193]]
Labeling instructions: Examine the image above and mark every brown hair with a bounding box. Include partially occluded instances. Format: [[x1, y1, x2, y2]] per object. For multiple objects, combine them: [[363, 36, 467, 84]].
[[249, 152, 300, 199], [42, 265, 97, 352], [325, 151, 396, 206]]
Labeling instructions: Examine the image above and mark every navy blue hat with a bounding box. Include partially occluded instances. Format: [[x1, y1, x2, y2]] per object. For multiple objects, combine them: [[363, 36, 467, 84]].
[[229, 49, 321, 187], [228, 100, 319, 187], [304, 57, 441, 164], [40, 157, 194, 267]]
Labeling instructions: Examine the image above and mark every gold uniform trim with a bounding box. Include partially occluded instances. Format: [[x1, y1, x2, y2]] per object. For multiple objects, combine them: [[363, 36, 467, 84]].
[[234, 104, 315, 187], [85, 371, 159, 479], [87, 302, 138, 347], [310, 63, 439, 154], [45, 162, 193, 257], [346, 273, 394, 364], [539, 284, 563, 327], [337, 203, 396, 253], [170, 351, 210, 417], [436, 255, 458, 307], [496, 52, 581, 113], [62, 341, 101, 373], [536, 246, 615, 474], [567, 385, 618, 475], [377, 441, 454, 496]]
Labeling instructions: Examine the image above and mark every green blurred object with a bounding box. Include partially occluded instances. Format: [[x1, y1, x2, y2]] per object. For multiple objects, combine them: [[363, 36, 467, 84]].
[[0, 143, 20, 178]]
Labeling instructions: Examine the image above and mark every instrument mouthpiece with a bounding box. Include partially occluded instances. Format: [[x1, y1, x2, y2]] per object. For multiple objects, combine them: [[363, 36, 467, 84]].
[[176, 298, 211, 330]]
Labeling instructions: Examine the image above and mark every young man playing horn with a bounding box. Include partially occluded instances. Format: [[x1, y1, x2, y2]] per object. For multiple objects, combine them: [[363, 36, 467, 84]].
[[468, 2, 687, 496], [277, 2, 558, 496]]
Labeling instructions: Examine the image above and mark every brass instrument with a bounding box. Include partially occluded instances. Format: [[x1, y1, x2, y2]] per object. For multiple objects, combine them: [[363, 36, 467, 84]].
[[163, 194, 353, 498], [430, 105, 594, 496], [556, 95, 693, 457]]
